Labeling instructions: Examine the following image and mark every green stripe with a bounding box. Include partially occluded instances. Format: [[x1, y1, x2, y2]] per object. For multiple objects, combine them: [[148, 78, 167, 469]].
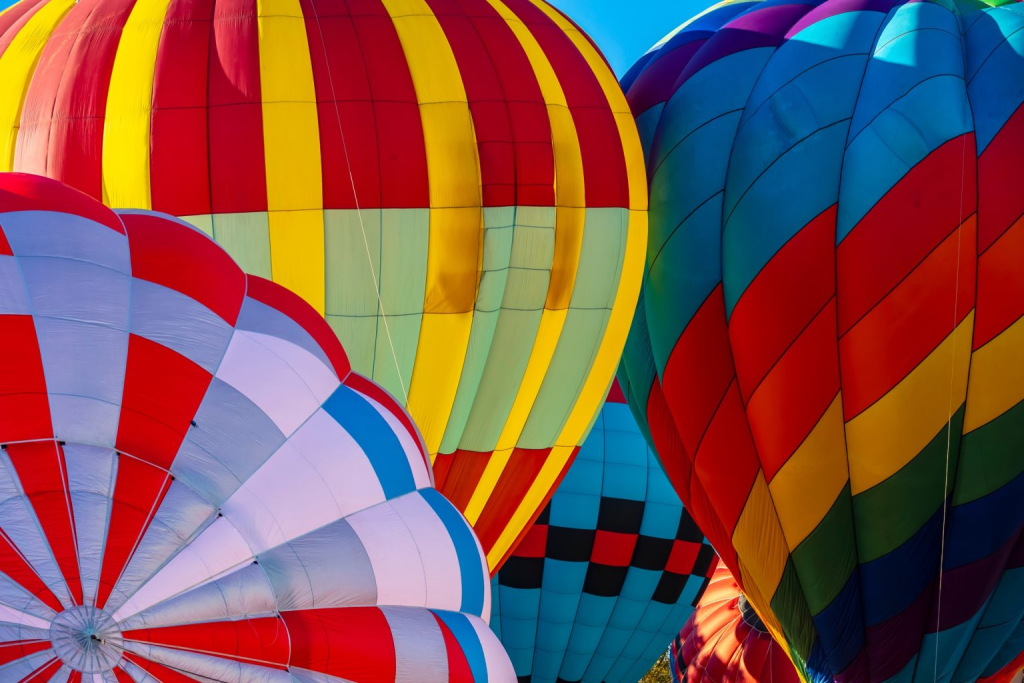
[[770, 558, 815, 680], [955, 397, 1024, 506], [791, 483, 857, 616]]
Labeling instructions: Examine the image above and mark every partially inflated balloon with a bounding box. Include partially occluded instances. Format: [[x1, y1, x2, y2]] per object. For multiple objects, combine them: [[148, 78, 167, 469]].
[[0, 172, 513, 682], [490, 385, 718, 683], [619, 1, 1024, 681], [0, 0, 647, 570]]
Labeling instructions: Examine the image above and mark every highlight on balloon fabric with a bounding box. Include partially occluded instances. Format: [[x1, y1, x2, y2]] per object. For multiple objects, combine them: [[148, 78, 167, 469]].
[[619, 0, 1024, 681], [491, 384, 718, 683], [0, 172, 515, 682], [0, 0, 648, 574]]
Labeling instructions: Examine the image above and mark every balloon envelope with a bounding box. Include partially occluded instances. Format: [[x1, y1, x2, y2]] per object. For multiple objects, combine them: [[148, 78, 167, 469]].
[[619, 0, 1024, 681], [0, 172, 513, 682], [490, 385, 718, 683], [0, 0, 648, 570]]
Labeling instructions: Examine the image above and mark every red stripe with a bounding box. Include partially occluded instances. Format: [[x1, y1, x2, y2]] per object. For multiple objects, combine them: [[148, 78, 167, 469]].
[[66, 673, 80, 683], [0, 315, 51, 443], [344, 373, 426, 467], [282, 607, 397, 681], [95, 454, 172, 609], [433, 612, 474, 683], [729, 206, 836, 404], [975, 214, 1024, 349], [837, 133, 978, 335], [645, 378, 692, 499], [0, 0, 47, 58], [123, 211, 245, 325], [473, 446, 552, 555], [841, 217, 976, 420], [0, 528, 62, 613], [5, 442, 82, 605], [18, 657, 60, 683], [0, 227, 12, 256], [666, 540, 701, 575], [590, 530, 638, 567], [207, 0, 267, 214], [123, 617, 289, 670], [978, 103, 1024, 254], [122, 652, 200, 682], [14, 0, 135, 199], [150, 0, 214, 216], [510, 522, 547, 558], [501, 0, 628, 208], [112, 668, 134, 683], [0, 173, 124, 234], [0, 641, 50, 667], [746, 300, 840, 482], [434, 450, 491, 512]]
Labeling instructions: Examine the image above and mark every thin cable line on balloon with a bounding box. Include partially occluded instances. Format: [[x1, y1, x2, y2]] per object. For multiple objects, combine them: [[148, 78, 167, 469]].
[[308, 0, 409, 405]]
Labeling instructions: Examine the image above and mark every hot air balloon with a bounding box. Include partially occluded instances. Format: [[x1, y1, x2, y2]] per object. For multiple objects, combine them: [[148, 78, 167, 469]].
[[0, 172, 514, 682], [618, 0, 1024, 680], [671, 565, 801, 683], [490, 383, 718, 683], [0, 0, 647, 571]]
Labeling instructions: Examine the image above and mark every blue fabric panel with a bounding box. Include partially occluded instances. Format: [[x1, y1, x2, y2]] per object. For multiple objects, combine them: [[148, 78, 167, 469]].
[[434, 610, 489, 683], [421, 488, 484, 616], [812, 569, 866, 673]]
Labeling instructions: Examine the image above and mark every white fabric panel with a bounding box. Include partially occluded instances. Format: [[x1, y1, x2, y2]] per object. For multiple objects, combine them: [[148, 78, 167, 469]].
[[0, 255, 29, 315], [288, 668, 356, 683], [347, 500, 427, 608], [63, 444, 115, 606], [0, 623, 49, 642], [472, 615, 518, 682], [389, 493, 461, 611], [0, 573, 56, 622], [118, 564, 276, 631], [222, 410, 385, 555], [234, 297, 335, 374], [130, 279, 233, 374], [258, 520, 377, 611], [0, 603, 50, 630], [382, 606, 448, 683], [215, 331, 337, 436], [1, 212, 129, 274], [172, 378, 285, 507], [19, 256, 130, 328], [0, 647, 55, 678], [122, 643, 292, 683], [0, 451, 73, 608], [121, 658, 162, 683], [99, 671, 123, 683], [361, 393, 431, 490], [105, 480, 217, 614], [50, 665, 72, 683]]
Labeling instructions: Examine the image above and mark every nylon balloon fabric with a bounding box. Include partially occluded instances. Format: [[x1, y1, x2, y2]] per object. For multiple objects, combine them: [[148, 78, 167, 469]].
[[671, 565, 801, 683], [0, 0, 647, 572], [490, 385, 718, 683], [618, 0, 1024, 681], [0, 172, 514, 682]]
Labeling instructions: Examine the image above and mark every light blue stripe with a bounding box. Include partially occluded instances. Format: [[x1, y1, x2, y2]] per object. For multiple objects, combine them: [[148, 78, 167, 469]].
[[421, 488, 485, 616]]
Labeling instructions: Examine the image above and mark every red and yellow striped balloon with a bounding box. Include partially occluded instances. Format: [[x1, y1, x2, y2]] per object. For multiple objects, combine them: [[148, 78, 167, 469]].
[[0, 0, 647, 570]]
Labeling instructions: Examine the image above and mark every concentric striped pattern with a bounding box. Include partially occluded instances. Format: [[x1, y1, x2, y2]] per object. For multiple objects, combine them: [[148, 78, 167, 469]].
[[0, 173, 513, 682], [490, 386, 718, 683], [0, 0, 648, 572], [618, 0, 1024, 681], [671, 565, 801, 683]]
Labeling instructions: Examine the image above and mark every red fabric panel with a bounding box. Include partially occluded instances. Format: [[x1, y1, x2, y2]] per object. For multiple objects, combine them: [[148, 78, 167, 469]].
[[122, 653, 202, 682], [590, 530, 638, 567], [0, 315, 51, 443], [646, 378, 692, 501], [0, 173, 124, 234], [978, 103, 1024, 254], [837, 134, 978, 335], [512, 523, 548, 558], [0, 640, 50, 667], [434, 449, 492, 512], [112, 668, 134, 683], [0, 0, 47, 58], [433, 612, 474, 683], [352, 11, 429, 208], [841, 217, 976, 420], [729, 206, 836, 404], [746, 301, 840, 482], [978, 648, 1024, 683], [500, 0, 628, 208], [283, 607, 397, 681], [0, 227, 12, 255], [473, 446, 551, 554], [18, 657, 61, 683], [150, 0, 215, 216], [66, 673, 81, 683], [344, 373, 425, 467], [245, 274, 351, 379], [0, 527, 62, 612], [116, 335, 211, 469], [666, 540, 701, 575], [975, 215, 1024, 349], [606, 378, 626, 403], [5, 442, 82, 605], [13, 0, 134, 199], [123, 617, 289, 669], [95, 455, 171, 609], [207, 0, 267, 214], [123, 211, 245, 324]]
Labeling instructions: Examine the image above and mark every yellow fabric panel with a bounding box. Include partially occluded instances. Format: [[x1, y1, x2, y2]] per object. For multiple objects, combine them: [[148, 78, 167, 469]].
[[964, 312, 1024, 433], [733, 470, 789, 605], [0, 0, 75, 171], [267, 209, 326, 315], [769, 393, 849, 549], [463, 447, 513, 525], [736, 555, 789, 654], [101, 0, 173, 209], [847, 312, 974, 495], [486, 444, 575, 570]]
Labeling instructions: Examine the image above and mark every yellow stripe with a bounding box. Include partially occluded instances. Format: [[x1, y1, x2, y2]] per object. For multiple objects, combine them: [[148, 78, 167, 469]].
[[0, 0, 74, 171], [101, 0, 174, 209], [846, 312, 974, 495], [964, 312, 1024, 433], [769, 394, 849, 548], [381, 0, 483, 454], [732, 470, 789, 607], [736, 555, 789, 655], [257, 0, 325, 314]]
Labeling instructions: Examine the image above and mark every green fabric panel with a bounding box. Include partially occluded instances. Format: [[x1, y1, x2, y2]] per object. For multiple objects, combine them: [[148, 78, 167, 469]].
[[519, 208, 629, 449], [791, 483, 857, 616], [770, 558, 817, 678], [208, 212, 272, 278], [954, 397, 1024, 506], [326, 314, 376, 375], [441, 208, 516, 454], [853, 406, 964, 563], [181, 214, 214, 237], [325, 209, 382, 319]]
